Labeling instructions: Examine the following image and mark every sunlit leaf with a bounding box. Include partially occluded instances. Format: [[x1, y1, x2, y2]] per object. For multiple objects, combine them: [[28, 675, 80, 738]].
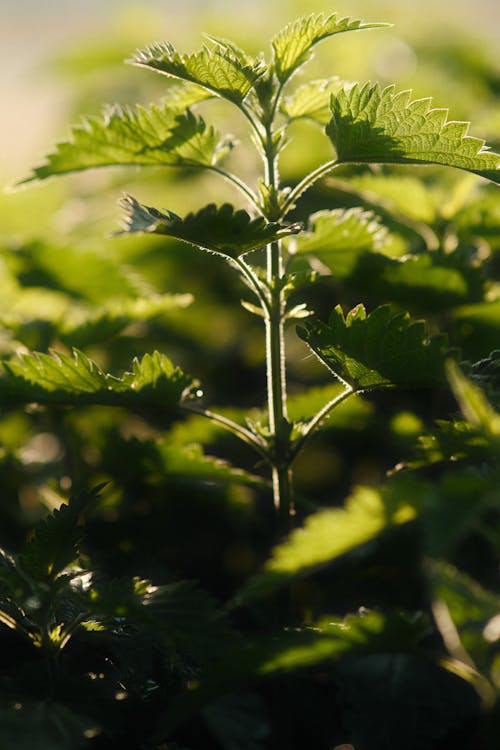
[[327, 83, 500, 184], [20, 106, 230, 183], [130, 41, 266, 104], [271, 13, 388, 84], [0, 349, 192, 411], [237, 482, 418, 602], [119, 195, 301, 259], [281, 79, 341, 124], [298, 304, 453, 392]]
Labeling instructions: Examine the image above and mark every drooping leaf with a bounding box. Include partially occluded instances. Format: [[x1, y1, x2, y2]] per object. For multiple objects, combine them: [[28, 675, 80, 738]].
[[327, 83, 500, 184], [0, 349, 192, 411], [281, 78, 341, 124], [292, 208, 388, 276], [271, 13, 388, 84], [130, 41, 265, 104], [237, 481, 418, 603], [119, 195, 301, 259], [298, 304, 453, 392], [21, 106, 231, 183]]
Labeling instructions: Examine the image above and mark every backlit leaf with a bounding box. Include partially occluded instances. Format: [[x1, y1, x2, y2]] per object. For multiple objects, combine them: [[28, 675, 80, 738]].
[[237, 482, 417, 602], [293, 207, 388, 276], [298, 304, 452, 391], [130, 41, 265, 104], [281, 79, 341, 124], [21, 105, 230, 183], [271, 13, 388, 84], [327, 83, 500, 184], [0, 349, 192, 411], [119, 195, 301, 259]]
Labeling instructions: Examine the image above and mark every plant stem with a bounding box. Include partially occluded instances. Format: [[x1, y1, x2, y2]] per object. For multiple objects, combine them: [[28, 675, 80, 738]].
[[289, 386, 354, 461], [181, 402, 269, 460], [281, 159, 340, 216]]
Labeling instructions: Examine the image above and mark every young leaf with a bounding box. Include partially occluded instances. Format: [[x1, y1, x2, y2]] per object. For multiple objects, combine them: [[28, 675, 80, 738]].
[[236, 481, 417, 603], [298, 304, 453, 392], [281, 78, 341, 124], [21, 106, 230, 183], [327, 83, 500, 184], [292, 208, 388, 276], [130, 42, 265, 104], [271, 13, 388, 84], [119, 195, 301, 259], [0, 349, 192, 411]]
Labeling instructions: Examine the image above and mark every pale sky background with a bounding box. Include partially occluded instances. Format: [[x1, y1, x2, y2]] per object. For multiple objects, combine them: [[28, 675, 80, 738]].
[[1, 0, 500, 180]]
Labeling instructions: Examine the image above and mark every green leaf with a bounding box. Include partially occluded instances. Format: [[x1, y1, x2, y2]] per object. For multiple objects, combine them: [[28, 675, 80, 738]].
[[237, 481, 417, 602], [345, 249, 485, 313], [20, 488, 100, 581], [130, 41, 265, 104], [447, 360, 500, 443], [292, 208, 388, 276], [281, 78, 341, 124], [462, 351, 500, 410], [400, 419, 492, 470], [0, 349, 192, 411], [21, 106, 230, 183], [119, 195, 301, 259], [59, 293, 193, 349], [271, 13, 388, 84], [298, 304, 453, 392], [427, 560, 500, 675], [0, 700, 96, 750], [327, 83, 500, 184], [163, 610, 425, 732]]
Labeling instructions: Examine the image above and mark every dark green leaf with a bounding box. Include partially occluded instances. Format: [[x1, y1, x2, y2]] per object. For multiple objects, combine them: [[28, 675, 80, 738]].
[[298, 304, 453, 391], [20, 488, 100, 580], [119, 195, 301, 259]]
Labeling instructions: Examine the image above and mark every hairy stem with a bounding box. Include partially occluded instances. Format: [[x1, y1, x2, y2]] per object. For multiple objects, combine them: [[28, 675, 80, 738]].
[[281, 159, 340, 216], [181, 402, 269, 460], [289, 386, 354, 461]]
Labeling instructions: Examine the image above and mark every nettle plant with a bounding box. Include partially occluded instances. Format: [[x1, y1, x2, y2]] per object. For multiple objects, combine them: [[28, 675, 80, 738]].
[[3, 10, 500, 749]]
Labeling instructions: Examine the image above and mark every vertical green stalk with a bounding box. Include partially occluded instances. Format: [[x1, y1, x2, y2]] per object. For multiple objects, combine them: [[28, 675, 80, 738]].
[[263, 130, 293, 533]]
